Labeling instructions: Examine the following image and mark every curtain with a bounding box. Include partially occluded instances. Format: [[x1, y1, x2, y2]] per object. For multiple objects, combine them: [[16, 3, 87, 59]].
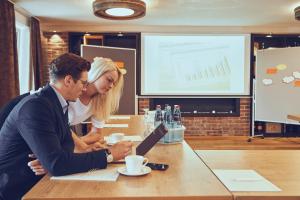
[[30, 17, 44, 90], [0, 0, 19, 108]]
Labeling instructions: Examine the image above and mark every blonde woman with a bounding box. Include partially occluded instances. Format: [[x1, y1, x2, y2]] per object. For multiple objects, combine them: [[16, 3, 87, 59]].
[[70, 56, 124, 132], [72, 57, 127, 152], [28, 57, 129, 175]]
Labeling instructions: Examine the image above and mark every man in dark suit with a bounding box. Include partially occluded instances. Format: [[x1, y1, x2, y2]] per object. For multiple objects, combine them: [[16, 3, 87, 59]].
[[0, 92, 30, 129], [0, 53, 133, 200]]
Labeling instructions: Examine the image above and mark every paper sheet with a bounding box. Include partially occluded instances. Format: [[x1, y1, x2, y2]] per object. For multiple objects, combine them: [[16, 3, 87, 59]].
[[124, 135, 143, 141], [109, 116, 131, 120], [104, 124, 128, 128], [213, 169, 281, 192], [51, 166, 119, 182], [104, 135, 143, 142]]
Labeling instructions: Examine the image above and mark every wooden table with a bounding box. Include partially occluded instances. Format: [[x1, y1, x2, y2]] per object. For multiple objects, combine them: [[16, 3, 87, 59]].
[[23, 116, 232, 200], [196, 150, 300, 200], [102, 115, 146, 136], [287, 114, 300, 122]]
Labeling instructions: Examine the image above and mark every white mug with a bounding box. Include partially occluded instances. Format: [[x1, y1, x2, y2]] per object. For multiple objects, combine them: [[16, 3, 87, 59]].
[[109, 133, 124, 144], [125, 155, 148, 174]]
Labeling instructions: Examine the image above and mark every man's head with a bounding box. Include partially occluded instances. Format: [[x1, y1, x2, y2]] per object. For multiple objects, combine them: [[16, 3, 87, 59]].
[[49, 53, 91, 101]]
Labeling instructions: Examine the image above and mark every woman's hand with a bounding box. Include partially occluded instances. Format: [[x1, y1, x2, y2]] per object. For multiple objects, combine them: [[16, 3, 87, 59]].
[[80, 131, 103, 145], [72, 132, 105, 153], [27, 154, 48, 176]]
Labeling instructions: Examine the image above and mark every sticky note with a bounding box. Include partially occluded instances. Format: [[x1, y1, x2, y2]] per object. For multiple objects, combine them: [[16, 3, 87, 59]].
[[294, 80, 300, 87], [114, 61, 125, 68], [276, 64, 287, 71], [293, 71, 300, 79], [262, 79, 272, 85], [266, 68, 277, 74], [283, 76, 294, 84]]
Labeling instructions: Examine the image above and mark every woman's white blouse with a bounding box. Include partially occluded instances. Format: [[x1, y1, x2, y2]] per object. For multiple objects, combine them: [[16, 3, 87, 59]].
[[68, 99, 105, 128]]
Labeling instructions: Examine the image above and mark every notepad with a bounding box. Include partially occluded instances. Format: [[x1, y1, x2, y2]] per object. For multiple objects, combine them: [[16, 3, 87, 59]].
[[213, 169, 281, 192], [109, 116, 131, 119], [51, 166, 119, 182], [104, 124, 128, 128], [104, 135, 143, 142]]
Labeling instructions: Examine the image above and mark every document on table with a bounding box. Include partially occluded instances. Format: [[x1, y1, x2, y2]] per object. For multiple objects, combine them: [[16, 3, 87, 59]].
[[104, 124, 128, 128], [104, 135, 143, 142], [51, 166, 119, 182], [213, 169, 281, 192], [109, 116, 131, 119]]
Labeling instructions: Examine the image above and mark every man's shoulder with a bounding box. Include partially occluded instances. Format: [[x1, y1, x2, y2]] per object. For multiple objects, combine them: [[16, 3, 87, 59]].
[[17, 86, 57, 113]]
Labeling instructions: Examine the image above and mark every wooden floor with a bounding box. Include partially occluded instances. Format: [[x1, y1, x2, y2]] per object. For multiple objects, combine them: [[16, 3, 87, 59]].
[[185, 135, 300, 150]]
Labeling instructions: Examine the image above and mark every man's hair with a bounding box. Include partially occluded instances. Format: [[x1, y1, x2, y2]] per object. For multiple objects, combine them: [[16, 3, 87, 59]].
[[49, 53, 91, 82]]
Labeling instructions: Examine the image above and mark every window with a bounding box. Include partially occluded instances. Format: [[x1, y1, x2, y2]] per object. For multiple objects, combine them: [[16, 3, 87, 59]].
[[16, 21, 30, 94]]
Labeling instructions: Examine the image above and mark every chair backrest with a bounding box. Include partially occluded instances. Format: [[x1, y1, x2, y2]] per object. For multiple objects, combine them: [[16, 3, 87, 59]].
[[0, 93, 30, 129]]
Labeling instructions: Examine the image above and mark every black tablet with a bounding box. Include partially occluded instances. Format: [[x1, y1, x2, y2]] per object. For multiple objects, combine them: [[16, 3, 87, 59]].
[[136, 123, 168, 156]]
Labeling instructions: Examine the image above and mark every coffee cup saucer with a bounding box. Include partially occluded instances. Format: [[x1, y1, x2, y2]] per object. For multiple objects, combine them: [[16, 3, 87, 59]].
[[117, 166, 151, 176], [106, 141, 117, 146]]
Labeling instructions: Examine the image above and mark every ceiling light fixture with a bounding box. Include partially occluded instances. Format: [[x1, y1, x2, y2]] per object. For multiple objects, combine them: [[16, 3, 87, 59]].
[[117, 32, 124, 37], [295, 6, 300, 20], [266, 33, 273, 38], [93, 0, 146, 20]]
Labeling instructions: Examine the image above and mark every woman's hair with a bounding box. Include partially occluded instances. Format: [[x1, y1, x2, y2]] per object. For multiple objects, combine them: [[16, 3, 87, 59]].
[[88, 57, 124, 121]]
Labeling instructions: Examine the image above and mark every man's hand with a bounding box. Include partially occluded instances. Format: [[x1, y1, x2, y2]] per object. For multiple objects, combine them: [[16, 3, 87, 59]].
[[91, 141, 106, 151], [108, 141, 133, 161], [28, 154, 48, 176]]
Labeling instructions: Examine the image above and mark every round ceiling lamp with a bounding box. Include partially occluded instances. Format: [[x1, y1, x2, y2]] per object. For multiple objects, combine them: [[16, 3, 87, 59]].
[[295, 6, 300, 21], [93, 0, 146, 20]]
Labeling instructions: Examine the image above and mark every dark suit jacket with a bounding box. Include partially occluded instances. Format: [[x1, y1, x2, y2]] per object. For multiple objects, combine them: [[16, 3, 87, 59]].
[[0, 85, 107, 200], [0, 92, 30, 129]]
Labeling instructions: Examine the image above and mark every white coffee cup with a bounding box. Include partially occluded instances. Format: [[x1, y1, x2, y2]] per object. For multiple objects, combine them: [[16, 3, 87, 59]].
[[125, 155, 148, 174], [109, 133, 124, 144]]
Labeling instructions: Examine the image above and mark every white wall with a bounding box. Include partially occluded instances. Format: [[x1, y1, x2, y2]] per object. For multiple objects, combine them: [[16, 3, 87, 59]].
[[15, 9, 29, 26], [41, 24, 300, 34]]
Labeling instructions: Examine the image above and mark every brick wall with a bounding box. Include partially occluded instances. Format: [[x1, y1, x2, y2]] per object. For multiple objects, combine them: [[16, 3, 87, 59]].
[[138, 98, 251, 136], [41, 31, 251, 136], [138, 98, 150, 114], [41, 32, 69, 84]]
